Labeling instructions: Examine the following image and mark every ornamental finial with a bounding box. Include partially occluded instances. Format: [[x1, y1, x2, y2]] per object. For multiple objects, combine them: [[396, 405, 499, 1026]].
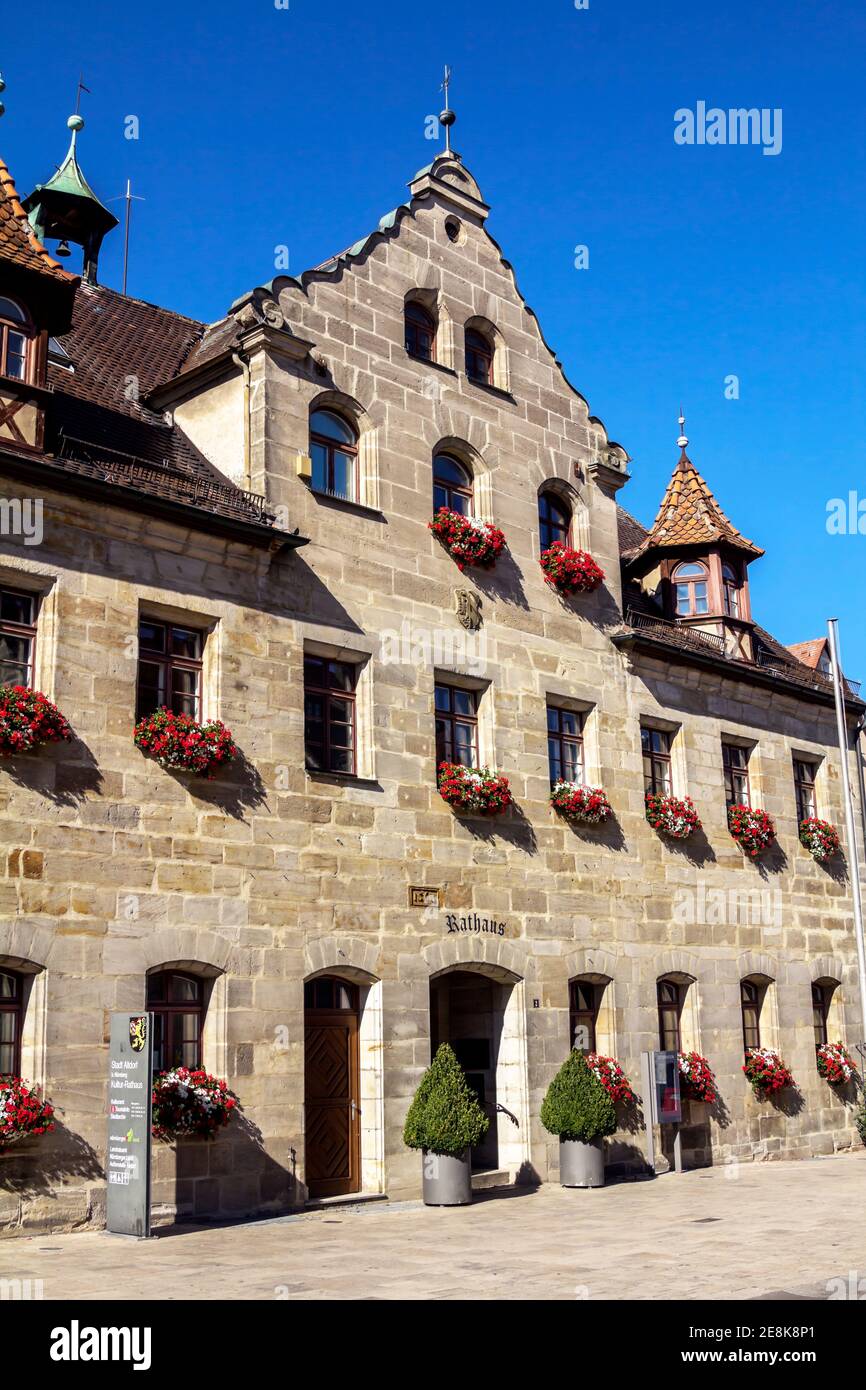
[[439, 65, 456, 155], [677, 406, 689, 451]]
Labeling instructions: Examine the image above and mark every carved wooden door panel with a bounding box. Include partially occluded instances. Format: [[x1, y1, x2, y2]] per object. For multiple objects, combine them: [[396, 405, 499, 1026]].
[[304, 1012, 360, 1198]]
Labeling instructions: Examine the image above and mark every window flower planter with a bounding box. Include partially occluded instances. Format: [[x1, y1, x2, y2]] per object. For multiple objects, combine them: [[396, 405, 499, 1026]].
[[645, 792, 701, 840], [134, 708, 238, 777], [678, 1050, 717, 1103], [743, 1047, 794, 1097], [728, 804, 776, 857], [550, 781, 612, 825], [437, 762, 512, 816], [539, 542, 605, 595], [428, 507, 506, 571], [586, 1052, 638, 1104], [0, 1077, 55, 1149], [816, 1041, 857, 1086], [799, 817, 841, 863], [151, 1067, 239, 1141], [0, 685, 72, 756]]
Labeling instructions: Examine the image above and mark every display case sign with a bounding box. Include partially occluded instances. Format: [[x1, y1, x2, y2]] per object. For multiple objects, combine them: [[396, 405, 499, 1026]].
[[106, 1012, 153, 1238], [653, 1048, 682, 1124]]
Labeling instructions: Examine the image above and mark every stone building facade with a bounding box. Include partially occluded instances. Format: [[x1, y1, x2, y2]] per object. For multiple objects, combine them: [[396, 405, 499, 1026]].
[[0, 120, 864, 1236]]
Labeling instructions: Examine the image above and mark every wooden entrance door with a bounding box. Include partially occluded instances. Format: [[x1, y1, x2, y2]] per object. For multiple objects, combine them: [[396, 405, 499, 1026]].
[[304, 976, 361, 1198]]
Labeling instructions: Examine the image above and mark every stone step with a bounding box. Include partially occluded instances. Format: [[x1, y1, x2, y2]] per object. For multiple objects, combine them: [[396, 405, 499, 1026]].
[[471, 1169, 511, 1191]]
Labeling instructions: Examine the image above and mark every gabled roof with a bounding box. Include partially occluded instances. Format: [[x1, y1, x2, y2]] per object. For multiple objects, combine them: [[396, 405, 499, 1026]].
[[0, 153, 77, 283], [629, 450, 763, 564], [786, 638, 829, 669]]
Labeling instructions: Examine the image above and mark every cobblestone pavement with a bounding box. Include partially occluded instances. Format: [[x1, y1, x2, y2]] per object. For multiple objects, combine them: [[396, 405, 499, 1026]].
[[2, 1153, 864, 1301]]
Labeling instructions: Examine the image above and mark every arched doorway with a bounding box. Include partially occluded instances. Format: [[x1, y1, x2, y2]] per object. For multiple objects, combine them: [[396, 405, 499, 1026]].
[[429, 965, 528, 1177], [304, 975, 361, 1198]]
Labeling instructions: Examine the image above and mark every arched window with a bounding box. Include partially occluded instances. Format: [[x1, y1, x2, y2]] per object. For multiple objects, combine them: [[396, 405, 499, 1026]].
[[812, 980, 838, 1049], [538, 492, 571, 550], [404, 302, 436, 362], [0, 969, 22, 1076], [741, 979, 762, 1051], [309, 409, 358, 502], [722, 562, 741, 617], [465, 327, 493, 386], [672, 561, 709, 617], [304, 975, 358, 1011], [147, 971, 204, 1072], [433, 453, 473, 517], [657, 978, 682, 1051], [0, 297, 32, 383], [570, 978, 599, 1052]]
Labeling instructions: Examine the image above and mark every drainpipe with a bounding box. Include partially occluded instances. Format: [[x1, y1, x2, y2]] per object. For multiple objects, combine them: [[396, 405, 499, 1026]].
[[232, 349, 251, 491], [827, 619, 866, 1053]]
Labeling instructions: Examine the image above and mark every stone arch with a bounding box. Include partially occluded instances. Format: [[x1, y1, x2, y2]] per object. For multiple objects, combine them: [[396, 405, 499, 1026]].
[[810, 954, 846, 985], [308, 387, 380, 509], [0, 924, 53, 1089], [654, 950, 702, 1055], [738, 951, 781, 1053], [653, 949, 702, 983], [810, 956, 848, 1046], [563, 946, 617, 983], [737, 950, 780, 983], [137, 928, 236, 1077], [423, 933, 529, 983], [563, 947, 618, 1057], [430, 433, 495, 522], [304, 935, 380, 984], [0, 922, 54, 972]]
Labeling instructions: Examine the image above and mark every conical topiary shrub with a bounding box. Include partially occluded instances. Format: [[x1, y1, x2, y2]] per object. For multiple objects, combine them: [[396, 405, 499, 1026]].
[[403, 1042, 489, 1156], [541, 1049, 617, 1143]]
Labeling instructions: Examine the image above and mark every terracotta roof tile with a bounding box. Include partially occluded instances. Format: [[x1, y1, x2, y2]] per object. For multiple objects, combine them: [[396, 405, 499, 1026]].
[[785, 638, 828, 669], [630, 451, 763, 561], [0, 155, 77, 283]]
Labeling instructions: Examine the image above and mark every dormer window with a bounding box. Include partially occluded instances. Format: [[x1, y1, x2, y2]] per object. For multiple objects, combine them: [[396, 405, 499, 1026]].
[[672, 561, 708, 617], [0, 298, 32, 383], [405, 302, 436, 362], [722, 562, 742, 617]]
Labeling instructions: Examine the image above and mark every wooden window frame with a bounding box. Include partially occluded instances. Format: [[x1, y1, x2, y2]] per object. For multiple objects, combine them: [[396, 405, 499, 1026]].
[[547, 705, 584, 787], [722, 561, 742, 618], [741, 979, 761, 1052], [435, 682, 479, 768], [812, 981, 831, 1050], [672, 560, 710, 618], [723, 741, 751, 807], [642, 726, 673, 796], [433, 454, 474, 518], [465, 327, 494, 386], [146, 970, 204, 1074], [0, 968, 22, 1077], [657, 978, 682, 1052], [0, 586, 37, 687], [0, 299, 33, 385], [309, 412, 359, 504], [538, 491, 572, 551], [404, 302, 436, 363], [304, 976, 359, 1012], [794, 757, 818, 823], [304, 655, 358, 777], [136, 619, 204, 721], [569, 978, 598, 1052]]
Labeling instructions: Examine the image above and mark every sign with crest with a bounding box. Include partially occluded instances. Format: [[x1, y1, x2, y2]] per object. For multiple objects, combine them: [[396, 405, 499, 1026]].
[[107, 1012, 153, 1238], [455, 588, 482, 631]]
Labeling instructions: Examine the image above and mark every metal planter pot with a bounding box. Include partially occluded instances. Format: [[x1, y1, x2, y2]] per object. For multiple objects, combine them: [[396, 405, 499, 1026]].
[[559, 1136, 605, 1188], [421, 1148, 472, 1206]]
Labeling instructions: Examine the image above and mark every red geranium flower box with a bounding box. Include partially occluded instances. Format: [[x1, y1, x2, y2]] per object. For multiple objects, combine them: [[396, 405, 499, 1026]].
[[743, 1047, 794, 1096], [428, 507, 506, 571], [437, 761, 512, 816], [134, 708, 238, 777], [586, 1052, 638, 1104], [152, 1067, 239, 1141], [646, 792, 701, 840], [0, 684, 72, 756], [678, 1050, 717, 1103], [816, 1041, 857, 1086], [550, 780, 612, 824], [728, 804, 776, 857], [539, 542, 605, 595], [0, 1077, 55, 1149], [799, 818, 842, 863]]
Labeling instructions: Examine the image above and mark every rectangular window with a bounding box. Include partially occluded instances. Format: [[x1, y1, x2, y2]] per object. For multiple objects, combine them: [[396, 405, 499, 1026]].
[[547, 706, 584, 786], [435, 683, 478, 768], [0, 969, 21, 1076], [304, 655, 357, 775], [642, 727, 673, 795], [812, 982, 830, 1049], [794, 758, 818, 823], [569, 979, 598, 1052], [137, 620, 203, 720], [0, 587, 36, 686], [657, 979, 681, 1051], [723, 742, 751, 807], [741, 980, 761, 1051]]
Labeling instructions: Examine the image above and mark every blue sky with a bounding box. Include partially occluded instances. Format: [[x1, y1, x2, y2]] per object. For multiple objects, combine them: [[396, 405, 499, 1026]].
[[3, 0, 864, 677]]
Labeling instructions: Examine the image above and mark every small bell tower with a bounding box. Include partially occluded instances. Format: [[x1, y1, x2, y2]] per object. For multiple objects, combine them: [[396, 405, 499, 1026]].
[[23, 113, 118, 285]]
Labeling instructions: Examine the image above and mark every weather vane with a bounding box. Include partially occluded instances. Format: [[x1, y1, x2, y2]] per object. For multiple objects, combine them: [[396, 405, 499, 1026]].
[[74, 72, 91, 115], [439, 65, 456, 155]]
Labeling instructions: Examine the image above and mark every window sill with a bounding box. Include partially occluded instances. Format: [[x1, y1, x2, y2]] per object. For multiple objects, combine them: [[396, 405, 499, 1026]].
[[306, 486, 385, 522], [466, 378, 516, 404], [306, 769, 382, 791], [403, 351, 458, 378]]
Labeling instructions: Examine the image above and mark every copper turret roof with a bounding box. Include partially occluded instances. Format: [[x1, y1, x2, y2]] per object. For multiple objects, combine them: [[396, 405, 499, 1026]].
[[630, 450, 764, 563]]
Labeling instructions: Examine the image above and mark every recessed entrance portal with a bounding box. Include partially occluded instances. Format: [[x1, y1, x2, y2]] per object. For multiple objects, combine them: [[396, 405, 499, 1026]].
[[429, 966, 529, 1177], [304, 975, 360, 1198]]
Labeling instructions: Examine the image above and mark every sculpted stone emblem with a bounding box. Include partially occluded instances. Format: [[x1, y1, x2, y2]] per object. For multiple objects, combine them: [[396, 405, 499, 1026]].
[[260, 298, 285, 329], [455, 588, 482, 631]]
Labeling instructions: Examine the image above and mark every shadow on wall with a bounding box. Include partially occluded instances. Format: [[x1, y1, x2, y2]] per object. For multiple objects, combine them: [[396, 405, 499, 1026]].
[[1, 737, 103, 808], [468, 549, 529, 612], [562, 814, 628, 854], [156, 1112, 303, 1227], [460, 801, 539, 855], [0, 1120, 103, 1197], [661, 824, 717, 869], [184, 750, 269, 822]]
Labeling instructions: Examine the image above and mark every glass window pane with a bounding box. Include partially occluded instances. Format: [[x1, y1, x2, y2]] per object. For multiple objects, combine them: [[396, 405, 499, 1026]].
[[172, 668, 199, 697], [332, 451, 354, 500], [170, 627, 202, 660], [675, 586, 690, 615], [139, 621, 165, 654], [547, 708, 560, 733], [147, 974, 166, 1004], [0, 298, 26, 324], [673, 563, 707, 579], [0, 591, 33, 625], [433, 484, 449, 514], [310, 441, 328, 493], [304, 657, 325, 686], [310, 411, 355, 446], [434, 455, 470, 486], [0, 635, 30, 667], [329, 746, 353, 774], [560, 711, 579, 736], [328, 662, 355, 692], [169, 974, 201, 1003], [435, 686, 451, 712], [453, 689, 475, 717], [0, 972, 17, 1000]]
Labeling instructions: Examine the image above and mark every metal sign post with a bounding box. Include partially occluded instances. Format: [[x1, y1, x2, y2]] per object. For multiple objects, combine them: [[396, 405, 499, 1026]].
[[106, 1012, 153, 1238], [641, 1049, 683, 1175]]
